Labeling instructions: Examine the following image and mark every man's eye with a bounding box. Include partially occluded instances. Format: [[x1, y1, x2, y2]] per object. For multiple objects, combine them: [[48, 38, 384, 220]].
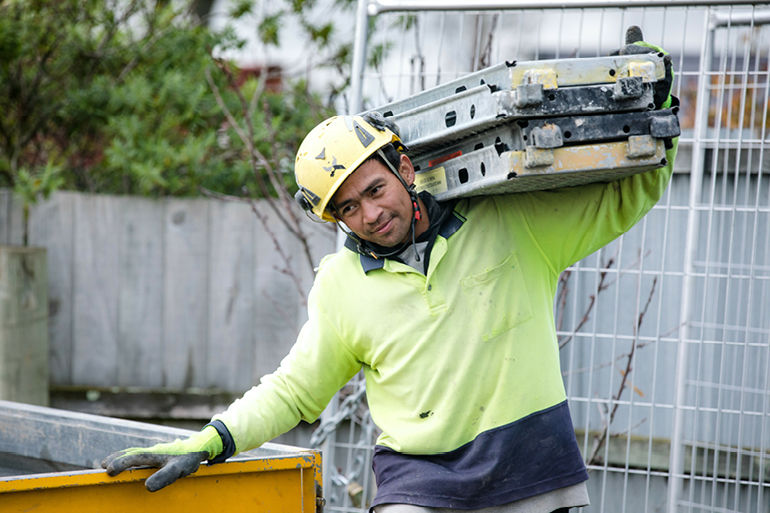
[[371, 186, 382, 196]]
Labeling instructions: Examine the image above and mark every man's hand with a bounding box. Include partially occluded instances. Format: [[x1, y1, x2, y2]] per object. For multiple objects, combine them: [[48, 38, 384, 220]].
[[610, 26, 673, 110], [363, 111, 401, 137], [101, 425, 222, 492]]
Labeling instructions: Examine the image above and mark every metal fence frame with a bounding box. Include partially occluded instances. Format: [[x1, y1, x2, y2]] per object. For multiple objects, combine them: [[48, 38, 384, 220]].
[[315, 2, 770, 512]]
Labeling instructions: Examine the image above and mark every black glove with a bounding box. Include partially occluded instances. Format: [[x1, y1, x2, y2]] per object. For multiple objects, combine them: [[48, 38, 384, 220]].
[[610, 26, 673, 110], [363, 111, 401, 138], [101, 425, 221, 492]]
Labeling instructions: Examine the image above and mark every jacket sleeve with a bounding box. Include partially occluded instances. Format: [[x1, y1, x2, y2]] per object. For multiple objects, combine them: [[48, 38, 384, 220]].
[[510, 139, 678, 274], [211, 281, 362, 455]]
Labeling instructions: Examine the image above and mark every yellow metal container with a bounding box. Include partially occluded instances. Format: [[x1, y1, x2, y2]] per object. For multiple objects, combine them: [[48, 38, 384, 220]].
[[0, 400, 323, 512]]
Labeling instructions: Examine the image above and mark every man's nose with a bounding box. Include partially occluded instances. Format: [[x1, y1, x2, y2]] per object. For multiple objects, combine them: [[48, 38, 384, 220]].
[[362, 200, 382, 225]]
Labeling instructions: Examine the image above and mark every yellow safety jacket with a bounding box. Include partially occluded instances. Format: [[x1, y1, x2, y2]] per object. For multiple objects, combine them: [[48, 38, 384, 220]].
[[212, 139, 678, 509]]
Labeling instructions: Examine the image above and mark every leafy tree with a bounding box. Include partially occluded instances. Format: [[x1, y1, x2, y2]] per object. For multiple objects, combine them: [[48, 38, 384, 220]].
[[0, 0, 339, 201]]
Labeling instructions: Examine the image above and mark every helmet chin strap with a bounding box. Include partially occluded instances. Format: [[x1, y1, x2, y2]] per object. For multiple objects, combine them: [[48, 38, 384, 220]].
[[337, 215, 419, 261], [336, 149, 423, 261], [376, 148, 423, 262]]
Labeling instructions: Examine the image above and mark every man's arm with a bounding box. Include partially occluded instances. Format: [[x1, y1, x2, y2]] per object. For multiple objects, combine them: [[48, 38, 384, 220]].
[[510, 28, 678, 273], [103, 272, 362, 490], [510, 139, 677, 273], [209, 287, 362, 455]]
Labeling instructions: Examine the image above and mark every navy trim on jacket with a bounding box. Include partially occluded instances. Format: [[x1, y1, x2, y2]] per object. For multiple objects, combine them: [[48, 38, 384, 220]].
[[371, 400, 588, 509], [205, 419, 237, 464]]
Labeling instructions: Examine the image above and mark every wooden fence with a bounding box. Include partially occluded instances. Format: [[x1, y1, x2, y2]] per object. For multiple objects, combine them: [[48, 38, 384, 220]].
[[0, 189, 334, 396]]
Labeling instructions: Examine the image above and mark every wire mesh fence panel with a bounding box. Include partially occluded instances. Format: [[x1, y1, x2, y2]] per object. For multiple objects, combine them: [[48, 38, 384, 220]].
[[675, 9, 770, 513], [315, 2, 770, 512]]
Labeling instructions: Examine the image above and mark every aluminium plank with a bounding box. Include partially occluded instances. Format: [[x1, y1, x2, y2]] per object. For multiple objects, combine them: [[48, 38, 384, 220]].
[[414, 139, 670, 201], [410, 107, 681, 172], [369, 53, 665, 118], [387, 82, 656, 154]]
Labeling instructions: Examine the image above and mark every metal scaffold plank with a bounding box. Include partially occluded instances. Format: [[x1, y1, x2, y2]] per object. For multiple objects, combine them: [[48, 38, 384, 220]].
[[363, 53, 677, 200], [395, 82, 657, 153], [369, 54, 664, 118], [414, 139, 669, 201], [411, 106, 680, 166]]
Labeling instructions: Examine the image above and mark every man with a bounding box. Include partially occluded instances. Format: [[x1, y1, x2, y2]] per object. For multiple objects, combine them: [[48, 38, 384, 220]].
[[103, 28, 677, 513]]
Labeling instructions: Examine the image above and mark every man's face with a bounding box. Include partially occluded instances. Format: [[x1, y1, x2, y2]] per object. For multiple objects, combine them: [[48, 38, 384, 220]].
[[331, 156, 416, 248]]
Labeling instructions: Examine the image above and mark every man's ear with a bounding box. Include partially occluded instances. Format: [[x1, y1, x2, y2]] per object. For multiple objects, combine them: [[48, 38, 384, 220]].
[[398, 155, 415, 186]]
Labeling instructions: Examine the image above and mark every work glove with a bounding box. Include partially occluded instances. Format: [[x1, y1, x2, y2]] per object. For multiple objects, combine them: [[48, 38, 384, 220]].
[[363, 111, 401, 138], [101, 425, 223, 492], [609, 26, 673, 110], [363, 111, 410, 155]]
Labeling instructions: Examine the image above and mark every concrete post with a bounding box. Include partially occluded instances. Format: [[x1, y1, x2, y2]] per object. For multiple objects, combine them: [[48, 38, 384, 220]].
[[0, 245, 49, 406]]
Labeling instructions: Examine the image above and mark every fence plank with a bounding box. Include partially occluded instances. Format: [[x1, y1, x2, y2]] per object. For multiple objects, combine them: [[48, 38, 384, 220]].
[[163, 199, 210, 389], [28, 192, 76, 385], [0, 191, 24, 245], [207, 201, 255, 391], [72, 194, 121, 386], [118, 198, 165, 388], [0, 191, 10, 245], [253, 204, 305, 381], [0, 246, 49, 406], [2, 189, 333, 393]]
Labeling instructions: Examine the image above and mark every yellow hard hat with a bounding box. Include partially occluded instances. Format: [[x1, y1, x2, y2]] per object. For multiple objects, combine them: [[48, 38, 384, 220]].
[[294, 115, 403, 222]]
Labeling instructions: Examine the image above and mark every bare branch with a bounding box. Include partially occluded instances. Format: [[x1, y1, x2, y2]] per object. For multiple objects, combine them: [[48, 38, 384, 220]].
[[558, 257, 615, 349], [478, 14, 498, 69], [206, 61, 308, 240], [263, 289, 301, 333], [611, 417, 648, 439], [249, 70, 269, 119], [249, 198, 308, 301], [586, 276, 658, 466], [200, 186, 311, 296], [199, 186, 253, 204], [556, 270, 571, 332], [204, 66, 250, 146]]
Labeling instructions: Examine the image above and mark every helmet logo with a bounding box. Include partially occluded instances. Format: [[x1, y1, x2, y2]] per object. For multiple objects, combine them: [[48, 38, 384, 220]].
[[315, 148, 326, 160], [323, 156, 346, 177], [353, 120, 376, 147]]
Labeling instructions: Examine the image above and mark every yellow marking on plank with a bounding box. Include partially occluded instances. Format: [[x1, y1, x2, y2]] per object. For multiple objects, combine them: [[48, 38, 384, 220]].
[[415, 166, 449, 195]]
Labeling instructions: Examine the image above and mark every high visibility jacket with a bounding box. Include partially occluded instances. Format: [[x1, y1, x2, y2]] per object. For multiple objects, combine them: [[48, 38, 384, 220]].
[[212, 139, 678, 509]]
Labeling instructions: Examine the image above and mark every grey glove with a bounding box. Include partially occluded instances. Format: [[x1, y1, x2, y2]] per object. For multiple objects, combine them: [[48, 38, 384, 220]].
[[101, 425, 221, 492], [363, 111, 401, 137]]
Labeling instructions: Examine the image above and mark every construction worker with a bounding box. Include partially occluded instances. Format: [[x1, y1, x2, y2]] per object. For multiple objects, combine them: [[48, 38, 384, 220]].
[[103, 27, 677, 513]]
